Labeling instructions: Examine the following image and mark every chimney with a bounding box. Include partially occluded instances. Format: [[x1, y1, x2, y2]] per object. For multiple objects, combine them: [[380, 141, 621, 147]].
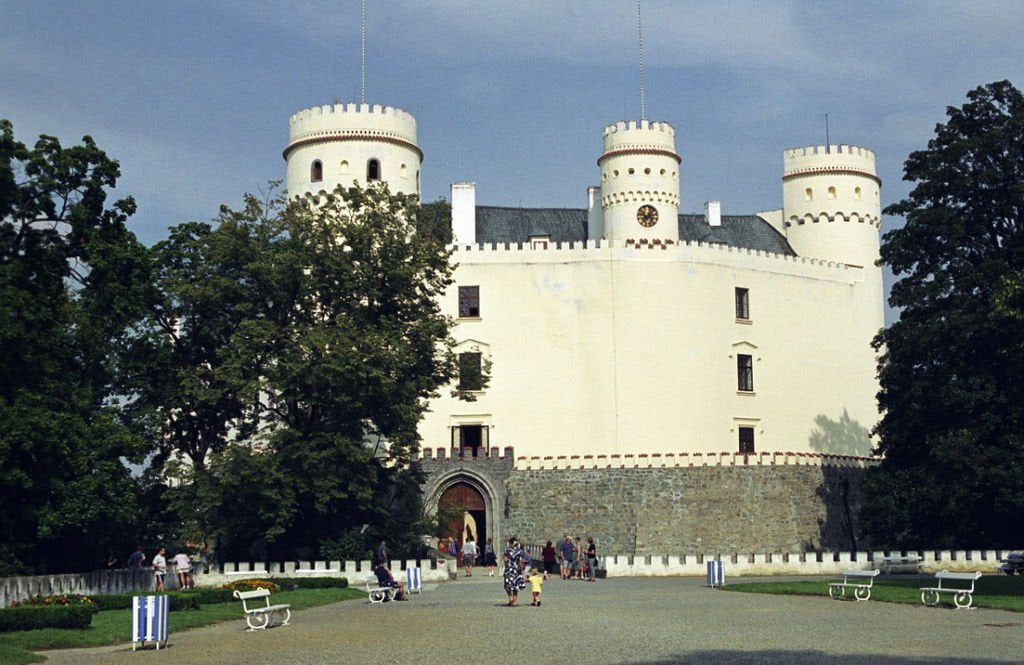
[[586, 185, 604, 241], [451, 182, 476, 244], [704, 200, 721, 227]]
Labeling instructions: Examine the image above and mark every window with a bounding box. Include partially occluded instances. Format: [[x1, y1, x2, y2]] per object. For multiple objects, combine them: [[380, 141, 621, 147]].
[[459, 286, 480, 318], [367, 158, 380, 181], [458, 352, 483, 391], [735, 287, 750, 320], [310, 160, 323, 182], [453, 424, 488, 458], [738, 427, 755, 454], [827, 186, 836, 200], [737, 354, 754, 392], [804, 187, 813, 202]]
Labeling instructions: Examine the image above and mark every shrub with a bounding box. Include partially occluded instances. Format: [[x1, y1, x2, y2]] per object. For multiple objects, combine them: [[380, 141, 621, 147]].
[[88, 592, 201, 612], [0, 605, 95, 632], [216, 579, 280, 593], [288, 576, 349, 589], [186, 587, 235, 604], [8, 594, 94, 608]]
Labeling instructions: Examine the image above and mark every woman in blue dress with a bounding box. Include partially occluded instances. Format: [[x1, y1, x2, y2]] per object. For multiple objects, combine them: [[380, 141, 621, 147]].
[[502, 537, 526, 606]]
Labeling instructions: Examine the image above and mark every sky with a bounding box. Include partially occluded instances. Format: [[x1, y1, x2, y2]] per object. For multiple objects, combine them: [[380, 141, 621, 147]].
[[3, 0, 1023, 312]]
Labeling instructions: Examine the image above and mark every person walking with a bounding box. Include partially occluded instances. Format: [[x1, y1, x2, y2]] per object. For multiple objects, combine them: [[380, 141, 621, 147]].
[[502, 538, 526, 606], [462, 536, 478, 577], [528, 567, 544, 606]]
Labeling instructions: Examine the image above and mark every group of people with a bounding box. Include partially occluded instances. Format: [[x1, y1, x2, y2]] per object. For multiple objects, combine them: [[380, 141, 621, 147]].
[[126, 545, 195, 591], [438, 536, 499, 577], [540, 535, 597, 581]]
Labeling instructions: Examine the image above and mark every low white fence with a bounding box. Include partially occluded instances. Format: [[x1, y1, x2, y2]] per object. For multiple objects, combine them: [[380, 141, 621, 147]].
[[2, 549, 1019, 606]]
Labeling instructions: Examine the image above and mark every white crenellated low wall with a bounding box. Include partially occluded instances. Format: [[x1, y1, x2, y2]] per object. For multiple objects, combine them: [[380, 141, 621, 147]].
[[3, 550, 1018, 606]]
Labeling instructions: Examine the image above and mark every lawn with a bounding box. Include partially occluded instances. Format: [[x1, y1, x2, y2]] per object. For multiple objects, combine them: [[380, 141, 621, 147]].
[[0, 587, 366, 665], [726, 574, 1024, 611]]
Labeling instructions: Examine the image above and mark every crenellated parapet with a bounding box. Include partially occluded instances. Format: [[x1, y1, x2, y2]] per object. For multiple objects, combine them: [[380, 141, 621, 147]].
[[513, 450, 880, 471], [783, 144, 879, 185], [284, 103, 420, 161]]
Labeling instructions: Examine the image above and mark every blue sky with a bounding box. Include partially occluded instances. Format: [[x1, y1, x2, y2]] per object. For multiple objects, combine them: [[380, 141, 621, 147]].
[[2, 1, 1022, 268]]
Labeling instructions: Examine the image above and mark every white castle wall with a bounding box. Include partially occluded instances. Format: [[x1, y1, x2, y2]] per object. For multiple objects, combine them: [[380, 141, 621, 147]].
[[421, 239, 880, 459]]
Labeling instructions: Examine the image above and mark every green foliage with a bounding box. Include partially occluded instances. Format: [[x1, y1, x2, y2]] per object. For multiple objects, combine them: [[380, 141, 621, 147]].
[[130, 183, 464, 560], [0, 120, 149, 573], [215, 579, 280, 593], [0, 605, 95, 632], [87, 591, 207, 611], [863, 81, 1024, 548], [287, 576, 348, 589]]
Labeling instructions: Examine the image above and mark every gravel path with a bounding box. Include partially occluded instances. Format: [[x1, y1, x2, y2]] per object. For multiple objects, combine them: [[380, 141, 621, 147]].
[[40, 575, 1024, 664]]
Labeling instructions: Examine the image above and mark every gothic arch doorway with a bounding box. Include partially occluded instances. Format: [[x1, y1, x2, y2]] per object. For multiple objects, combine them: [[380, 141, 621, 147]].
[[439, 481, 487, 557]]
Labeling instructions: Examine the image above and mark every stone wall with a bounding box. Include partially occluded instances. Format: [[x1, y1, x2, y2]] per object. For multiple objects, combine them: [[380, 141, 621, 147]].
[[503, 464, 867, 555]]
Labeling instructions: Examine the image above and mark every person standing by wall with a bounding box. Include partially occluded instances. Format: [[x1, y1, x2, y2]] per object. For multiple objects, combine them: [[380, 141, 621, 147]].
[[586, 537, 598, 582], [541, 541, 557, 580], [559, 536, 574, 580], [173, 550, 193, 589], [152, 547, 167, 592]]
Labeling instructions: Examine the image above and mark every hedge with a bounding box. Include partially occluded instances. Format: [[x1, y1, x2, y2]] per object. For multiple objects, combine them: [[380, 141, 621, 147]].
[[89, 592, 201, 612], [287, 577, 349, 589], [0, 605, 96, 632]]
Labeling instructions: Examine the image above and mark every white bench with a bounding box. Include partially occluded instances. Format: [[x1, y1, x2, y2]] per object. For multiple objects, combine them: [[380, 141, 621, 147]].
[[828, 569, 880, 601], [878, 555, 922, 574], [233, 588, 291, 630], [366, 575, 397, 603], [920, 570, 983, 609]]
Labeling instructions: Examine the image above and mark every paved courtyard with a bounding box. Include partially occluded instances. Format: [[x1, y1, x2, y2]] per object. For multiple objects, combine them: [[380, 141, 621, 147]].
[[41, 575, 1024, 664]]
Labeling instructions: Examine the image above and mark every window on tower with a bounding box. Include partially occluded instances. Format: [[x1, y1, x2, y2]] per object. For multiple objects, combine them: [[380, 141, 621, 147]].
[[459, 286, 480, 318], [735, 287, 750, 321], [367, 158, 381, 181], [311, 160, 323, 182], [458, 352, 483, 391], [737, 354, 754, 392]]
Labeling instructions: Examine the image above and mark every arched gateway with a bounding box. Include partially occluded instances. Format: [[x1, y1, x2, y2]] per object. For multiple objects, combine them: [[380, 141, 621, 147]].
[[418, 450, 514, 557]]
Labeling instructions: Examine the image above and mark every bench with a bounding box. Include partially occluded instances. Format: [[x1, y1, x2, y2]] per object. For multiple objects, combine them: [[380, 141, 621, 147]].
[[233, 588, 291, 630], [920, 570, 983, 609], [828, 569, 880, 601], [366, 575, 397, 603], [878, 555, 922, 574]]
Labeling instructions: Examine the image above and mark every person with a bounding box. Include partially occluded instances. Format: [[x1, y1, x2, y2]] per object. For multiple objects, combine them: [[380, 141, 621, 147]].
[[373, 563, 407, 601], [502, 537, 526, 606], [541, 540, 557, 579], [127, 546, 145, 570], [559, 536, 575, 580], [586, 536, 598, 582], [528, 567, 544, 606], [376, 539, 389, 567], [573, 537, 585, 580], [152, 547, 167, 592], [462, 536, 478, 577], [173, 550, 193, 590], [484, 538, 497, 576]]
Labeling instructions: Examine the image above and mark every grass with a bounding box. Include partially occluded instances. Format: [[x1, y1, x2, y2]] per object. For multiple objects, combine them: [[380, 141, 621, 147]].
[[0, 587, 366, 665], [725, 574, 1024, 611]]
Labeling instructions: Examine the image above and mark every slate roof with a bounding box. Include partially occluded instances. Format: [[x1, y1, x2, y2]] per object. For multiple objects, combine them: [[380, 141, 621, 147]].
[[474, 206, 796, 256]]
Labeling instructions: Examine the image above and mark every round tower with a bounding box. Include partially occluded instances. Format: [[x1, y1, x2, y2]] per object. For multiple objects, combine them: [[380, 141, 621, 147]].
[[597, 120, 681, 244], [283, 103, 422, 200], [781, 144, 881, 269]]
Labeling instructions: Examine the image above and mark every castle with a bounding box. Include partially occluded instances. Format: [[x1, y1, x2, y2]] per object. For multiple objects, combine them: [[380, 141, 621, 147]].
[[284, 102, 883, 556]]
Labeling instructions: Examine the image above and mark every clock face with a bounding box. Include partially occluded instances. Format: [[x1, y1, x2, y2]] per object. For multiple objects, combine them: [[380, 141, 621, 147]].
[[637, 204, 659, 228]]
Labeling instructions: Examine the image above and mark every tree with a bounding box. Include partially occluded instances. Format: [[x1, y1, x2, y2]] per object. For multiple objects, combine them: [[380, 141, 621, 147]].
[[131, 184, 466, 559], [861, 81, 1024, 548], [0, 120, 148, 573]]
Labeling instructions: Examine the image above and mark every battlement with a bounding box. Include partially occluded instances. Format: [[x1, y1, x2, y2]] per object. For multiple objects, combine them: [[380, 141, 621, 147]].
[[602, 119, 677, 155], [783, 144, 877, 181], [287, 102, 418, 145], [513, 450, 880, 471]]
